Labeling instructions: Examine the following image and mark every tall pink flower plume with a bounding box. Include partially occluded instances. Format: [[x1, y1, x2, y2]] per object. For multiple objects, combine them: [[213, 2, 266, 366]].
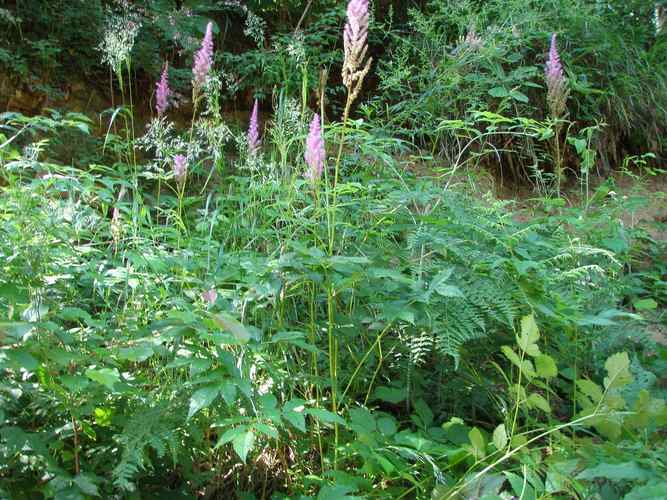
[[304, 114, 325, 182], [342, 0, 372, 102], [193, 21, 214, 91], [201, 288, 217, 305], [247, 99, 261, 155], [344, 0, 369, 52], [173, 154, 188, 184], [545, 33, 569, 118], [155, 62, 170, 117], [545, 34, 564, 88]]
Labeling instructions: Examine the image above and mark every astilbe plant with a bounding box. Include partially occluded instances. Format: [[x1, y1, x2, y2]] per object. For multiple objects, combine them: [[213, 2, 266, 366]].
[[173, 154, 187, 184], [342, 0, 372, 105], [304, 114, 325, 183], [155, 62, 170, 117], [247, 99, 261, 155], [193, 22, 214, 97], [545, 33, 570, 193], [545, 33, 569, 120]]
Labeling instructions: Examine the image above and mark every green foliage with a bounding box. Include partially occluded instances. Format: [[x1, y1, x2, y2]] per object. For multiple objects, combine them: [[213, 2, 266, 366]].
[[0, 1, 666, 498]]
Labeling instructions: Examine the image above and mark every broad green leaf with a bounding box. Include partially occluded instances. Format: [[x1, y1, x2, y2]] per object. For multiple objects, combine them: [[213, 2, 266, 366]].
[[576, 379, 603, 404], [632, 298, 657, 311], [527, 393, 551, 413], [232, 429, 255, 463], [509, 90, 529, 103], [489, 86, 509, 98], [501, 346, 536, 379], [535, 354, 558, 379], [372, 386, 406, 404], [624, 482, 667, 500], [377, 416, 397, 437], [468, 427, 486, 459], [118, 345, 154, 362], [220, 380, 237, 406], [187, 386, 219, 419], [210, 313, 251, 344], [215, 426, 246, 448], [283, 399, 306, 432], [73, 474, 100, 497], [492, 424, 508, 450], [85, 368, 120, 390], [518, 315, 540, 353], [576, 461, 651, 481], [5, 348, 39, 371], [604, 352, 632, 390], [305, 408, 346, 426]]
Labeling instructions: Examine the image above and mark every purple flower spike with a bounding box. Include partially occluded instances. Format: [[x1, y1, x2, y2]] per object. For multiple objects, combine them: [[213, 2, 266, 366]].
[[202, 288, 217, 305], [342, 0, 372, 102], [247, 99, 261, 155], [545, 33, 569, 119], [344, 0, 369, 53], [173, 154, 188, 184], [156, 62, 170, 117], [304, 114, 325, 183], [193, 21, 214, 92], [545, 34, 564, 88]]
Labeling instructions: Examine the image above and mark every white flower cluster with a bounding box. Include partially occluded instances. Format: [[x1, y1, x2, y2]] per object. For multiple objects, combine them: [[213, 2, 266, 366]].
[[244, 10, 266, 47], [98, 9, 141, 71]]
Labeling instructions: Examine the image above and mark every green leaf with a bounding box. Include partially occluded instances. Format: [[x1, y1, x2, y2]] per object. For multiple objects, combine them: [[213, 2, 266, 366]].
[[509, 90, 529, 103], [576, 461, 651, 482], [535, 354, 558, 379], [188, 386, 219, 419], [220, 380, 237, 406], [604, 352, 632, 390], [468, 427, 486, 459], [117, 345, 154, 362], [85, 368, 120, 390], [527, 393, 551, 413], [305, 408, 346, 426], [624, 482, 667, 500], [283, 399, 307, 432], [633, 298, 657, 311], [518, 315, 540, 354], [577, 379, 603, 404], [5, 348, 39, 371], [501, 346, 536, 379], [377, 416, 397, 437], [232, 429, 255, 463], [73, 474, 100, 497], [372, 386, 406, 404], [210, 313, 251, 344], [492, 424, 508, 450], [489, 86, 509, 98]]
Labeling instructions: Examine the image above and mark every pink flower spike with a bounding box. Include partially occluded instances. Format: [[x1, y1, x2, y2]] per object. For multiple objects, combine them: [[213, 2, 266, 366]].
[[304, 114, 325, 183], [545, 33, 564, 87], [193, 21, 214, 91], [202, 288, 217, 305], [344, 0, 369, 53], [173, 154, 188, 184], [247, 99, 261, 155], [545, 33, 569, 119], [156, 62, 170, 116]]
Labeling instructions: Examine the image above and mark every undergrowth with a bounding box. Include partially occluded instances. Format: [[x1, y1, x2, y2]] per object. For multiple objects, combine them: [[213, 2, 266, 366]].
[[0, 1, 666, 499]]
